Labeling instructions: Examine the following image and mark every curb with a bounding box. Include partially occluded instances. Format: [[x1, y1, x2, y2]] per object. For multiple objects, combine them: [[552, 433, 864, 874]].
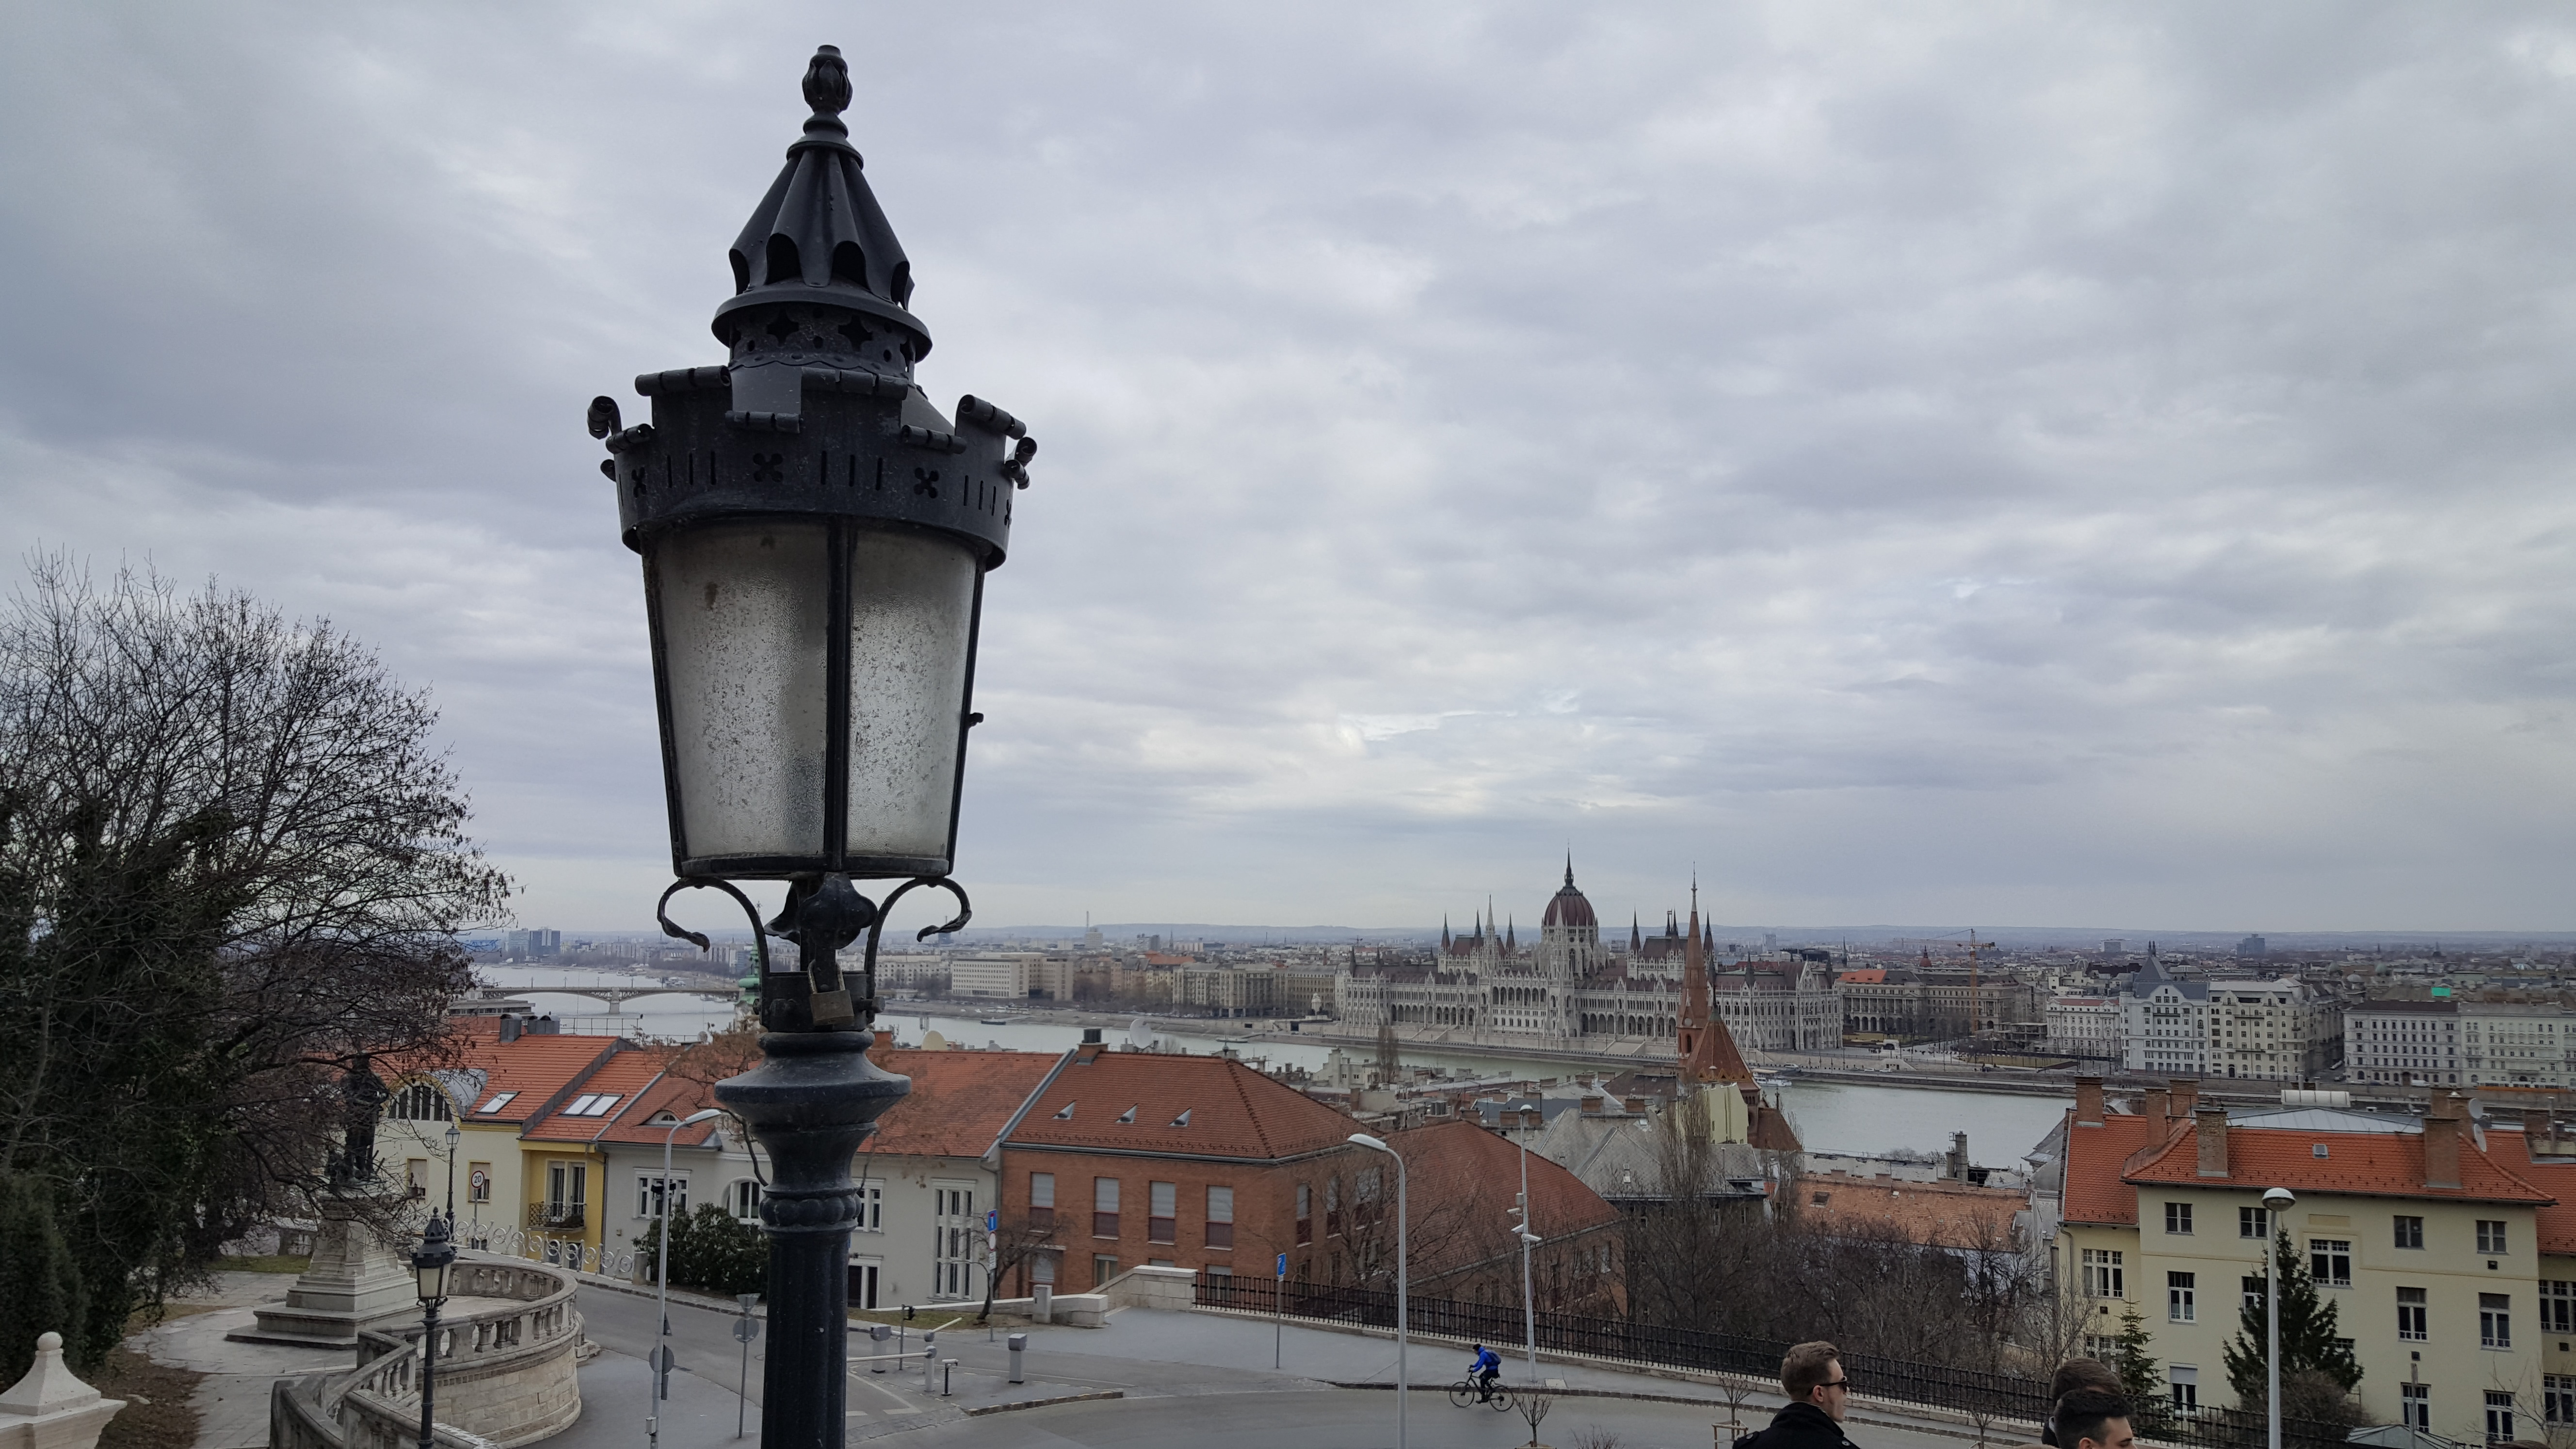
[[961, 1389, 1126, 1417]]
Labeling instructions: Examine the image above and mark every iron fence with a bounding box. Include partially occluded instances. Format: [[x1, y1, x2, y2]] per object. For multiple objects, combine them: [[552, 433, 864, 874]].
[[1194, 1277, 2355, 1449]]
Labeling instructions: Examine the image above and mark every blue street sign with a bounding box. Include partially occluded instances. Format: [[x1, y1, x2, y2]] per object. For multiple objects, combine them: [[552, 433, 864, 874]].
[[1276, 1253, 1287, 1277], [985, 1209, 999, 1233]]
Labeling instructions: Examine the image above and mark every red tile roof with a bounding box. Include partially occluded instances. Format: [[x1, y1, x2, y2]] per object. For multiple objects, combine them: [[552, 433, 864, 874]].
[[1797, 1172, 2025, 1248], [865, 1048, 1065, 1159], [2473, 1128, 2576, 1249], [2060, 1109, 2181, 1226], [1006, 1050, 1359, 1161], [522, 1045, 677, 1143], [1387, 1119, 1617, 1276], [1836, 970, 1887, 985], [382, 1019, 626, 1126], [584, 1070, 727, 1148], [2124, 1122, 2553, 1205]]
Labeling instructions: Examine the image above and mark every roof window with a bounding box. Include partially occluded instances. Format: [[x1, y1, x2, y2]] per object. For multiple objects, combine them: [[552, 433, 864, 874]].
[[1052, 1102, 1075, 1120], [563, 1094, 621, 1118], [1169, 1110, 1191, 1127], [477, 1091, 518, 1114], [2312, 1144, 2329, 1159], [1116, 1105, 1138, 1125]]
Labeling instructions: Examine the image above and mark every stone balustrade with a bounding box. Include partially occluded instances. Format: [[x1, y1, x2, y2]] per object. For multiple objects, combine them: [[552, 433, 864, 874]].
[[268, 1260, 585, 1449]]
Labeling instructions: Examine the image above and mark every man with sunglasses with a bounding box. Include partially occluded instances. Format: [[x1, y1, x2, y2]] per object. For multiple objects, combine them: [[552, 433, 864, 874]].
[[1735, 1341, 1860, 1449]]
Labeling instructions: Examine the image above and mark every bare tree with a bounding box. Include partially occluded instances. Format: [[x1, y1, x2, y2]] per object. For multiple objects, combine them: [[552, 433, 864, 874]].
[[1514, 1384, 1556, 1448], [0, 558, 506, 1368], [976, 1208, 1064, 1322]]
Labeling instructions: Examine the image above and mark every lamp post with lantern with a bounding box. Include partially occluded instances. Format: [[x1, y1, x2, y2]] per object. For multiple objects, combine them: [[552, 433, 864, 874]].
[[409, 1212, 456, 1449], [588, 43, 1037, 1449]]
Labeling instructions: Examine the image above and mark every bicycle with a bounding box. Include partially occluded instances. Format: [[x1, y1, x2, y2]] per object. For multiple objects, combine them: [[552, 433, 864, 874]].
[[1448, 1378, 1513, 1411]]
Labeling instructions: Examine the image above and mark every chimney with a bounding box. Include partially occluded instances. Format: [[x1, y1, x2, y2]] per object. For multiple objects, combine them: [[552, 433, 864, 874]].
[[1624, 1096, 1647, 1114], [2425, 1093, 2464, 1190], [2170, 1078, 2200, 1120], [1076, 1026, 1105, 1064], [2524, 1108, 2551, 1152], [2075, 1077, 2104, 1127], [873, 1028, 893, 1059], [2194, 1106, 2230, 1178], [2144, 1085, 2170, 1124], [1522, 1107, 1543, 1130], [499, 1014, 521, 1044], [1581, 1095, 1604, 1115]]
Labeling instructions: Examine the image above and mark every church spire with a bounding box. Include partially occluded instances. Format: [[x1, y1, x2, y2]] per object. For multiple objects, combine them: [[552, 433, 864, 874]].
[[1563, 850, 1575, 888], [1442, 915, 1451, 951], [1506, 916, 1516, 952], [1630, 913, 1641, 951]]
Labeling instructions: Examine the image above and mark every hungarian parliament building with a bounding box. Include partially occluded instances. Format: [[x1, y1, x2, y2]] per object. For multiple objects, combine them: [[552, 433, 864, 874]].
[[1333, 862, 1843, 1055]]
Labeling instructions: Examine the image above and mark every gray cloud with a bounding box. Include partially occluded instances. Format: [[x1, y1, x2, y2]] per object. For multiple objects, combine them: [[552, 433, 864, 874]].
[[4, 2, 2572, 934]]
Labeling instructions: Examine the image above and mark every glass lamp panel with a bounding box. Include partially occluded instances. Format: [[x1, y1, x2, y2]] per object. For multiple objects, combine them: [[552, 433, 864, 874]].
[[653, 521, 832, 865], [843, 529, 978, 863]]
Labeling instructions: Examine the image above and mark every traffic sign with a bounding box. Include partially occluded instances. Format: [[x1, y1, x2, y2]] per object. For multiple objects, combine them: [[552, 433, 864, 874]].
[[1276, 1253, 1287, 1277], [984, 1209, 998, 1233], [733, 1318, 760, 1343]]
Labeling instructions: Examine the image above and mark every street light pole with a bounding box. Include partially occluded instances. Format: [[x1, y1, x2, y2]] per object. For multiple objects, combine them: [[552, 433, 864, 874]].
[[2263, 1187, 2295, 1449], [1351, 1134, 1408, 1449], [409, 1213, 455, 1449], [651, 1108, 724, 1449], [1513, 1137, 1538, 1376], [443, 1123, 460, 1223]]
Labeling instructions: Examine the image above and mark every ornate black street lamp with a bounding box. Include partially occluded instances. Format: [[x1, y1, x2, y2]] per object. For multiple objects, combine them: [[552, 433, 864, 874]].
[[410, 1212, 455, 1449], [589, 43, 1035, 1449]]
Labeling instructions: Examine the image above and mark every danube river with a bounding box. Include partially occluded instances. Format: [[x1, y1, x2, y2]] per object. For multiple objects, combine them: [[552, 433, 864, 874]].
[[478, 966, 2071, 1165]]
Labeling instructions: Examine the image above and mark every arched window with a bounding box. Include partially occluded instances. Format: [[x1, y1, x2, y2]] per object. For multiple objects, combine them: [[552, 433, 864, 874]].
[[386, 1082, 453, 1121]]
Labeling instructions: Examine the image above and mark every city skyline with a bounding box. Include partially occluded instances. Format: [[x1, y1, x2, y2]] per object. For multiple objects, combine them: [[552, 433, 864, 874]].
[[8, 7, 2576, 933]]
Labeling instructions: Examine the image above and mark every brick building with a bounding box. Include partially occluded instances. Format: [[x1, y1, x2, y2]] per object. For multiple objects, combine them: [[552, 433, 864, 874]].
[[1385, 1118, 1624, 1313], [997, 1037, 1367, 1293]]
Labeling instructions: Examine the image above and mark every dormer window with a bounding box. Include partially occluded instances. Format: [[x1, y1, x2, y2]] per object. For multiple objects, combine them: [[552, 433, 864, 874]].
[[1116, 1105, 1138, 1125], [1052, 1102, 1075, 1120], [1169, 1110, 1191, 1127]]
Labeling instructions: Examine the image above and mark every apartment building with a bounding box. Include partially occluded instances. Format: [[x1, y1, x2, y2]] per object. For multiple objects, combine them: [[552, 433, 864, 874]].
[[2051, 1079, 2576, 1443], [2045, 996, 2120, 1059], [949, 953, 1071, 1000], [2119, 959, 2340, 1082], [997, 1037, 1369, 1293], [2349, 1001, 2576, 1090], [2349, 1001, 2465, 1086]]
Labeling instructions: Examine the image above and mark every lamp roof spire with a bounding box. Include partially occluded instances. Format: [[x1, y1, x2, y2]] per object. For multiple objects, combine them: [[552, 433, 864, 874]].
[[712, 44, 930, 359]]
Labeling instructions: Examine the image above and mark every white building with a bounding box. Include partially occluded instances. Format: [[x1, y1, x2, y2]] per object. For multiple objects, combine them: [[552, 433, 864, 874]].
[[948, 954, 1070, 1000], [2044, 995, 2120, 1057], [2345, 1000, 2463, 1086], [2118, 958, 2340, 1082]]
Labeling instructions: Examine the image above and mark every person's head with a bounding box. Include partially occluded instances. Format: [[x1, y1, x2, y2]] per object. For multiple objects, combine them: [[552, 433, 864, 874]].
[[1780, 1341, 1849, 1418], [2055, 1389, 2133, 1449], [2047, 1358, 2121, 1403]]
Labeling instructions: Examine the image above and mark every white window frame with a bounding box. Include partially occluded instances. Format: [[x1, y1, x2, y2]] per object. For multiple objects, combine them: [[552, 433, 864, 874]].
[[932, 1182, 977, 1301], [636, 1172, 689, 1219], [856, 1179, 883, 1233], [2309, 1238, 2351, 1288], [2169, 1271, 2195, 1323], [729, 1178, 763, 1223]]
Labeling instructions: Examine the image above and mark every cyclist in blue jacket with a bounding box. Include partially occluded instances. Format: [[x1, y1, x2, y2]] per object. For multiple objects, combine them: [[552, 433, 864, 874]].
[[1469, 1345, 1502, 1400]]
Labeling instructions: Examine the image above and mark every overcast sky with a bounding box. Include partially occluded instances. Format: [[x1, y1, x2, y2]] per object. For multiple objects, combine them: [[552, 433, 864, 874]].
[[5, 3, 2574, 936]]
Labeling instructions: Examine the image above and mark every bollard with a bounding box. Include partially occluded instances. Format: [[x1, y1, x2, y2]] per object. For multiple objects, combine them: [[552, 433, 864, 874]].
[[921, 1329, 936, 1389], [941, 1358, 957, 1397], [869, 1322, 890, 1373], [1032, 1285, 1051, 1324], [1008, 1332, 1026, 1385]]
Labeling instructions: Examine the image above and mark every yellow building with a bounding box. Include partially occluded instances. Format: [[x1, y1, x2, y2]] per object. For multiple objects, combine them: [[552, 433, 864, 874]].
[[2055, 1079, 2576, 1443]]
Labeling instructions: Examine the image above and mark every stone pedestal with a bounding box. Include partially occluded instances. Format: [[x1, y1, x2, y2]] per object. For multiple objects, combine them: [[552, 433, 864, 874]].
[[0, 1331, 123, 1449], [228, 1192, 416, 1348]]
